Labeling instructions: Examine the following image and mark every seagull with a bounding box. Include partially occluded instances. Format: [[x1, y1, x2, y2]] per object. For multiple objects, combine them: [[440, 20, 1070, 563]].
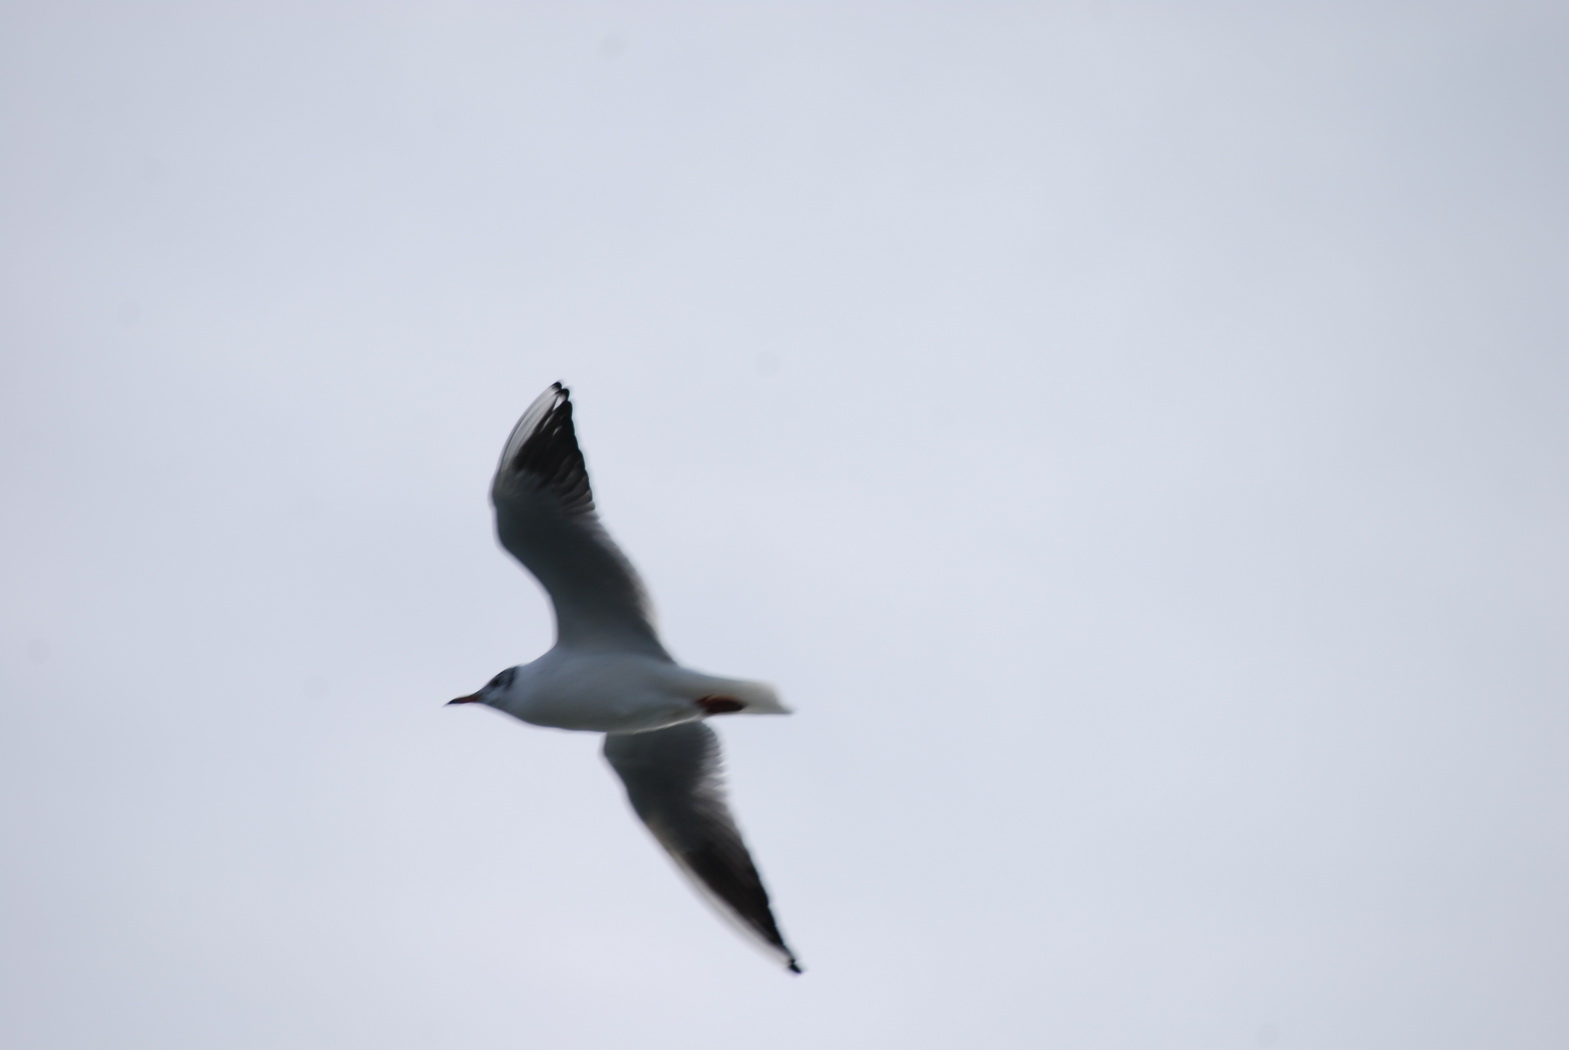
[[448, 383, 801, 974]]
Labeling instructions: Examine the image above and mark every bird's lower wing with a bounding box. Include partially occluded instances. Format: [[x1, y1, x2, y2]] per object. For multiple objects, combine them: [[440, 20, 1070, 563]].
[[602, 723, 800, 973]]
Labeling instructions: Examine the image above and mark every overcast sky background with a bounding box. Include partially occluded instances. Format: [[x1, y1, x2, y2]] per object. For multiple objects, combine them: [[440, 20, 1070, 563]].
[[3, 3, 1567, 1048]]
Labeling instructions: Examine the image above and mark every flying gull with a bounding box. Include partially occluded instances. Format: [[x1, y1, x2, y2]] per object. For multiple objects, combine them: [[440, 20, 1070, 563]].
[[448, 383, 801, 974]]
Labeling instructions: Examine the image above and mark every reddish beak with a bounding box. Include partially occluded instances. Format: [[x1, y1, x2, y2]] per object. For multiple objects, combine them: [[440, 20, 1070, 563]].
[[447, 693, 482, 705]]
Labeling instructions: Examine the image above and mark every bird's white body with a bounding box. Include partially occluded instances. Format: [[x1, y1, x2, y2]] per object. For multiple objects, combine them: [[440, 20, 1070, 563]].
[[490, 648, 789, 734]]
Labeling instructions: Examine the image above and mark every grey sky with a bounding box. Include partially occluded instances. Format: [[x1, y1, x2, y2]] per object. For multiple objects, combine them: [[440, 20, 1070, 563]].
[[2, 3, 1566, 1048]]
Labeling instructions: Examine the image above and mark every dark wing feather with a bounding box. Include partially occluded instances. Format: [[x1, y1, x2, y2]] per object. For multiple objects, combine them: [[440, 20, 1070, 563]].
[[603, 723, 801, 973], [490, 384, 666, 655]]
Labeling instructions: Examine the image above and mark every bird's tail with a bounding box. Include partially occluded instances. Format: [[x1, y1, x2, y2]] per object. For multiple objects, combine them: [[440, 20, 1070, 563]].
[[684, 671, 792, 715], [732, 679, 791, 715]]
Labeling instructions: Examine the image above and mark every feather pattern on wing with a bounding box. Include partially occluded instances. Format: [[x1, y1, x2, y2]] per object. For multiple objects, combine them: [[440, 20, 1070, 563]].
[[603, 723, 801, 974], [490, 384, 667, 656]]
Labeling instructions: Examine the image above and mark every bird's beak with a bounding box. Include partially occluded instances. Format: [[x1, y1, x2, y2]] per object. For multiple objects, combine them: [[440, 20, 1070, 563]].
[[447, 693, 482, 706]]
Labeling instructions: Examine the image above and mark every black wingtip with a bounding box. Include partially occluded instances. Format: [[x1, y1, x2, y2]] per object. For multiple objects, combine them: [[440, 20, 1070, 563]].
[[787, 960, 803, 975], [503, 382, 593, 514]]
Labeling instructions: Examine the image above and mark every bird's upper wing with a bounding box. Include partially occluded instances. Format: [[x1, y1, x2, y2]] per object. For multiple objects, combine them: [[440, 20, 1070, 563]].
[[491, 384, 667, 656], [603, 723, 801, 973]]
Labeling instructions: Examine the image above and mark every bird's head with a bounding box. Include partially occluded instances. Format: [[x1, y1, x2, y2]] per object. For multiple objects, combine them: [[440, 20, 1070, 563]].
[[448, 666, 518, 708]]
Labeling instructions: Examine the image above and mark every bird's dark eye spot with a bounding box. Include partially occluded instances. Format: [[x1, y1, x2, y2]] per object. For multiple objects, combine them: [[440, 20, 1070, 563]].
[[489, 668, 516, 691]]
